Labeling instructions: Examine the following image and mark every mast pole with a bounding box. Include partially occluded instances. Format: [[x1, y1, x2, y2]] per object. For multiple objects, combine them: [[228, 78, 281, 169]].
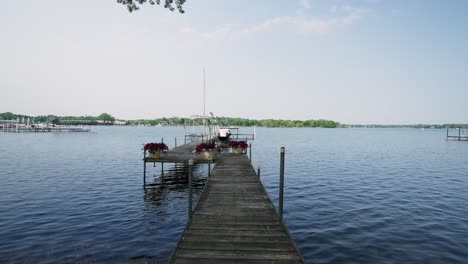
[[203, 67, 206, 134]]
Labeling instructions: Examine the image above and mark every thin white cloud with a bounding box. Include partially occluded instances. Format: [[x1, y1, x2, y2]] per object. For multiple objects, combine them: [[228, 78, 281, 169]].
[[180, 5, 368, 40], [293, 16, 337, 33], [242, 16, 292, 34], [201, 24, 233, 40], [243, 5, 367, 34], [179, 24, 234, 41]]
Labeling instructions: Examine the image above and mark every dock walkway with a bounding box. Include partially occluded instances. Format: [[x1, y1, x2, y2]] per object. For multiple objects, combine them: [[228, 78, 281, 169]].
[[171, 153, 304, 264]]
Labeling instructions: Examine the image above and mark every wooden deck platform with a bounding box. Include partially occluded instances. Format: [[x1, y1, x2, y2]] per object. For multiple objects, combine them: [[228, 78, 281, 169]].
[[170, 153, 304, 264], [145, 143, 213, 164]]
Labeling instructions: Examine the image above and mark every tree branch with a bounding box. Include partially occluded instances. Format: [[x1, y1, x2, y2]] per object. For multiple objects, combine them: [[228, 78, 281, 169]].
[[116, 0, 186, 13]]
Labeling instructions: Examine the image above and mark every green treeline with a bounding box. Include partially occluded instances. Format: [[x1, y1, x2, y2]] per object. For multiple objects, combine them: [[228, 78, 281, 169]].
[[3, 111, 468, 129], [349, 124, 468, 129], [0, 112, 340, 128], [127, 116, 341, 128], [0, 112, 116, 123]]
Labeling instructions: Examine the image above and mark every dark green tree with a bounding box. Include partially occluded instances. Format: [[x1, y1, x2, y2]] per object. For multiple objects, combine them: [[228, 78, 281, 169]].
[[97, 113, 116, 122], [117, 0, 186, 13], [0, 112, 16, 120]]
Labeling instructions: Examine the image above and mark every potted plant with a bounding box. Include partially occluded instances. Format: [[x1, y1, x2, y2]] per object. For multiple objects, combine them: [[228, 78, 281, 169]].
[[196, 142, 219, 160], [144, 142, 168, 158], [229, 140, 248, 154]]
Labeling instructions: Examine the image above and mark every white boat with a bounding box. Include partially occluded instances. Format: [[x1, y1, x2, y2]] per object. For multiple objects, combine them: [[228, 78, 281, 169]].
[[217, 128, 231, 142]]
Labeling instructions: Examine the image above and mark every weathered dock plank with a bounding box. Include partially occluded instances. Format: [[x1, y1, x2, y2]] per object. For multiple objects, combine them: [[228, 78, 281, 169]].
[[171, 154, 304, 263], [173, 250, 302, 263]]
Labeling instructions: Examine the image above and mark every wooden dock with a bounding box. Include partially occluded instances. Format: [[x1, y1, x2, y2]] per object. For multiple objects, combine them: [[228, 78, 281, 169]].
[[143, 142, 216, 184], [1, 126, 90, 133], [170, 153, 304, 264], [145, 143, 210, 164]]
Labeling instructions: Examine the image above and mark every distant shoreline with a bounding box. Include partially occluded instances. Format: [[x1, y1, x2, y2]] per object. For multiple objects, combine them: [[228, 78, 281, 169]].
[[1, 112, 467, 129], [0, 112, 340, 128]]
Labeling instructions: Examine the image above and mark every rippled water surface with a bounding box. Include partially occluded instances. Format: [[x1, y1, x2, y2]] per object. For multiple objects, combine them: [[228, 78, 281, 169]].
[[1, 127, 467, 263]]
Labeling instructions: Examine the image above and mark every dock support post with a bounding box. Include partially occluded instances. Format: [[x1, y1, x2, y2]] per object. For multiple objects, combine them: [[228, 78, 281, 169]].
[[143, 149, 146, 185], [175, 137, 177, 148], [279, 147, 285, 221], [459, 128, 461, 141], [161, 162, 164, 177], [143, 161, 146, 184], [257, 167, 260, 177], [249, 143, 252, 162], [188, 159, 193, 219], [208, 161, 211, 177]]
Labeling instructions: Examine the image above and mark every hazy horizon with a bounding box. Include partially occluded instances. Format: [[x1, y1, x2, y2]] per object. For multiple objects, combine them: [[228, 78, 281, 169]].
[[1, 1, 467, 124], [4, 110, 468, 126]]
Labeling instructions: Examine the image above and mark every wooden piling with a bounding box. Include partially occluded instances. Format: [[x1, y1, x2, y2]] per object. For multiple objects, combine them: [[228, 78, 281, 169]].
[[188, 159, 193, 219], [279, 147, 285, 221]]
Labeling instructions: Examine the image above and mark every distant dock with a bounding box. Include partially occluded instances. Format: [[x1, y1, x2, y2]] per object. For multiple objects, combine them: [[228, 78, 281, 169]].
[[446, 128, 468, 141], [1, 123, 90, 133]]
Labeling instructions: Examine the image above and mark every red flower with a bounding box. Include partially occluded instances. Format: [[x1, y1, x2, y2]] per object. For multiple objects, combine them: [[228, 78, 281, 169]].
[[229, 140, 248, 150], [144, 142, 168, 153], [196, 143, 220, 154]]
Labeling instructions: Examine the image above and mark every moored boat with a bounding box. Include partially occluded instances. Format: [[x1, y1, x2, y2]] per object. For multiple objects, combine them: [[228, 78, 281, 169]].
[[217, 128, 231, 142]]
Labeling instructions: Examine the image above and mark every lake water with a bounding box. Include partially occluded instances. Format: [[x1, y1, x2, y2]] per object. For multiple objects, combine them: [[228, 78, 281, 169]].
[[1, 127, 467, 263]]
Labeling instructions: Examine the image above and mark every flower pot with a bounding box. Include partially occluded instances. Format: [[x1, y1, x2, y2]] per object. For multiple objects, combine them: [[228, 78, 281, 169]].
[[148, 150, 161, 159], [202, 149, 215, 160], [232, 146, 244, 155]]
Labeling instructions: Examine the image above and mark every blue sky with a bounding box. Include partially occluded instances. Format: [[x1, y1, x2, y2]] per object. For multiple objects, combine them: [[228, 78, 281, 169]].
[[1, 0, 467, 124]]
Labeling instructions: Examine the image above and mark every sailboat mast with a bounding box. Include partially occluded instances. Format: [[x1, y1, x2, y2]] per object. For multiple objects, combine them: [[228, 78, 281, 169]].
[[203, 67, 206, 133], [203, 68, 205, 120]]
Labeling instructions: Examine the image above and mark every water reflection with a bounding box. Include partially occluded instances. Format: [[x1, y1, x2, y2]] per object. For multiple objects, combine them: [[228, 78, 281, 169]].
[[140, 163, 209, 263], [145, 163, 208, 188], [143, 163, 208, 209]]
